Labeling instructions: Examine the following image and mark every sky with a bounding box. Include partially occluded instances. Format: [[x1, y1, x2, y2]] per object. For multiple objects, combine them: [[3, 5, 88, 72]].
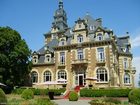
[[0, 0, 140, 86]]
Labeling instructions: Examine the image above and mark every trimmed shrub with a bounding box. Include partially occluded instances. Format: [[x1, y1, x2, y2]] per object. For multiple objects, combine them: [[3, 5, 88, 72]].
[[37, 97, 55, 105], [128, 88, 140, 105], [69, 91, 78, 101], [0, 88, 7, 105], [21, 89, 34, 100], [13, 88, 66, 96], [80, 88, 131, 97]]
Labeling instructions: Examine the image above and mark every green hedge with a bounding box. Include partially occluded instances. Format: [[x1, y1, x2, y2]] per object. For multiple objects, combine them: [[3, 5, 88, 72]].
[[80, 88, 131, 97], [21, 89, 34, 100], [13, 88, 66, 96], [69, 91, 79, 101]]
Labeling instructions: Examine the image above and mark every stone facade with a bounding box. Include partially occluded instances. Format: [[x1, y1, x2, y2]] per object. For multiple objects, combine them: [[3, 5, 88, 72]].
[[31, 0, 136, 89]]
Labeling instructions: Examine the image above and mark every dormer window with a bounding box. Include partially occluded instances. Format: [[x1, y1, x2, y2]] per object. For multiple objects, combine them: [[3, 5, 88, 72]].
[[33, 56, 38, 64], [45, 54, 51, 63], [77, 35, 83, 43], [90, 25, 94, 30], [97, 33, 103, 41], [60, 39, 65, 46], [79, 24, 81, 28], [46, 55, 51, 62]]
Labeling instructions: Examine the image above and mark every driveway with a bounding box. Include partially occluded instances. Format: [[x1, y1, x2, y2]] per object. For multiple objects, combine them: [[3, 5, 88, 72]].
[[53, 99, 90, 105]]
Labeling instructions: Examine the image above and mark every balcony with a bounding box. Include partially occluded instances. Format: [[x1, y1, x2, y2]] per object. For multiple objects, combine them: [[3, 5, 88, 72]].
[[58, 62, 66, 68], [96, 59, 105, 66], [124, 67, 136, 73], [71, 59, 88, 65]]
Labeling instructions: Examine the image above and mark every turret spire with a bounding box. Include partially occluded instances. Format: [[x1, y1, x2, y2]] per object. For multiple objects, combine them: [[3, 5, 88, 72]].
[[59, 0, 63, 9]]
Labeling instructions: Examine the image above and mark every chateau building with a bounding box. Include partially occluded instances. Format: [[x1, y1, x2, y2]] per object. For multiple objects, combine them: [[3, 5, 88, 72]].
[[31, 0, 136, 89]]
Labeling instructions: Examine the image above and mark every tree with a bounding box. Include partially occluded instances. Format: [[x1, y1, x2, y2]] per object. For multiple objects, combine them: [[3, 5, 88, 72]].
[[0, 26, 31, 87]]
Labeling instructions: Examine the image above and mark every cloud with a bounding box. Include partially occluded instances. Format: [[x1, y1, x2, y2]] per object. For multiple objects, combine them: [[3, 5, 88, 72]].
[[131, 28, 140, 48], [133, 56, 140, 87], [131, 35, 140, 48]]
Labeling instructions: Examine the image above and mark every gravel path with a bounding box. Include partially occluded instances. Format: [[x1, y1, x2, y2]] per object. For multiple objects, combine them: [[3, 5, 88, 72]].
[[53, 99, 90, 105]]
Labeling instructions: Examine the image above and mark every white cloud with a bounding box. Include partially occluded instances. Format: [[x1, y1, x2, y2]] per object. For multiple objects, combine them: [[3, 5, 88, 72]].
[[131, 35, 140, 48], [131, 28, 140, 48], [133, 57, 140, 87]]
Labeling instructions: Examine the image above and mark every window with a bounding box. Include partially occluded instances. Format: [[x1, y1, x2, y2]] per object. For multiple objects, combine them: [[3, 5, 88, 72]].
[[44, 71, 51, 82], [124, 58, 128, 69], [96, 68, 108, 82], [77, 49, 83, 60], [58, 70, 67, 79], [90, 25, 94, 30], [77, 35, 83, 43], [60, 39, 65, 46], [97, 34, 103, 41], [60, 52, 65, 64], [33, 56, 38, 64], [124, 74, 130, 84], [97, 48, 105, 62], [46, 55, 51, 62], [31, 71, 38, 83], [79, 24, 81, 28]]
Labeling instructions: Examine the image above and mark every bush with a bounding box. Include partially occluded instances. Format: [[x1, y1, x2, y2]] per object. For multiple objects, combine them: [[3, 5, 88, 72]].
[[104, 97, 121, 104], [80, 88, 131, 97], [13, 88, 66, 96], [21, 89, 34, 100], [12, 88, 26, 94], [68, 91, 78, 101], [0, 88, 7, 105], [128, 88, 140, 105], [37, 97, 55, 105]]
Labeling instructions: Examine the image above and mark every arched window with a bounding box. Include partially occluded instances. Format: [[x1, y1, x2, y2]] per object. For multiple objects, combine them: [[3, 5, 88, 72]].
[[58, 70, 67, 79], [46, 55, 51, 62], [31, 71, 38, 83], [44, 71, 51, 82], [60, 39, 65, 46], [97, 33, 103, 41], [96, 68, 108, 82], [77, 35, 83, 43], [124, 74, 130, 84]]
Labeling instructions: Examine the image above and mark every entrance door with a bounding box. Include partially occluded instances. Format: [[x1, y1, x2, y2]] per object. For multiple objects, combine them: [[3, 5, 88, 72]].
[[78, 74, 84, 86]]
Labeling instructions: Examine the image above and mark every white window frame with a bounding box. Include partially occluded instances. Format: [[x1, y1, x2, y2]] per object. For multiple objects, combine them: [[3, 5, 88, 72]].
[[124, 58, 128, 69], [60, 39, 65, 46], [60, 52, 65, 65], [97, 33, 103, 41], [31, 71, 38, 83], [96, 68, 108, 83], [43, 71, 52, 82], [77, 35, 83, 43], [124, 73, 130, 84], [77, 49, 84, 60], [58, 70, 67, 80], [97, 48, 105, 62]]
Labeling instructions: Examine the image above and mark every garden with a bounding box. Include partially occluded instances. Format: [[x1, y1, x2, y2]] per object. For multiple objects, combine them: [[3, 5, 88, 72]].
[[0, 87, 140, 105]]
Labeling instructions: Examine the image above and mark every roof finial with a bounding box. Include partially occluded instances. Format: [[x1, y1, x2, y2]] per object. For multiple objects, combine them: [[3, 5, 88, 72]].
[[59, 0, 63, 9]]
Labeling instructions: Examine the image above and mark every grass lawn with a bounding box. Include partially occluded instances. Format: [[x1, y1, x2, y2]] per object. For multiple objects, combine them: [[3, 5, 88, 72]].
[[6, 94, 57, 105]]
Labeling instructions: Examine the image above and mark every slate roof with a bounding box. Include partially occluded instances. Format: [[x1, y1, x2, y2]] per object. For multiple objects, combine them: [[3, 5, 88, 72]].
[[117, 36, 131, 54]]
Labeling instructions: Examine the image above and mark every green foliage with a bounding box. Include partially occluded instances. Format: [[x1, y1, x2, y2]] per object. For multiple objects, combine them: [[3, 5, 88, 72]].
[[21, 89, 34, 100], [104, 97, 121, 104], [128, 89, 140, 105], [0, 88, 7, 104], [13, 88, 66, 96], [0, 26, 31, 87], [68, 91, 78, 101], [80, 88, 131, 97], [37, 97, 55, 105], [89, 97, 121, 105]]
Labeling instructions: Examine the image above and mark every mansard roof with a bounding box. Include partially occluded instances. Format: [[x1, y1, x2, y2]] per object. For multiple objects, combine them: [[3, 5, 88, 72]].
[[117, 36, 131, 54]]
